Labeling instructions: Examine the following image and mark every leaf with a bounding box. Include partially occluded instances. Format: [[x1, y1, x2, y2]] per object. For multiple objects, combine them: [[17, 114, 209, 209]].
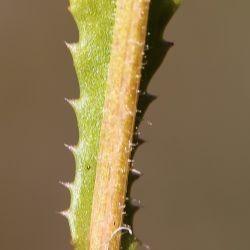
[[64, 0, 181, 249]]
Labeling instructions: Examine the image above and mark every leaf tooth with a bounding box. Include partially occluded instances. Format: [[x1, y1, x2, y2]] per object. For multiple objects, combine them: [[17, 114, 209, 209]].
[[124, 198, 143, 214], [64, 143, 77, 154], [65, 97, 77, 110], [136, 137, 146, 147], [130, 137, 146, 158], [130, 168, 142, 177], [59, 181, 73, 191], [65, 41, 77, 55], [58, 210, 70, 219], [138, 93, 157, 111], [129, 198, 142, 210], [66, 97, 89, 115]]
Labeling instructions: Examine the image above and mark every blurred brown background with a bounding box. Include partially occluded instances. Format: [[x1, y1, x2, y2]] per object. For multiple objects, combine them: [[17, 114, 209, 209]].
[[1, 0, 250, 249]]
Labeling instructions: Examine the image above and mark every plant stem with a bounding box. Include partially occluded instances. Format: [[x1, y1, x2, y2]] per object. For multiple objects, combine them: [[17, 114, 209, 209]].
[[89, 0, 150, 249]]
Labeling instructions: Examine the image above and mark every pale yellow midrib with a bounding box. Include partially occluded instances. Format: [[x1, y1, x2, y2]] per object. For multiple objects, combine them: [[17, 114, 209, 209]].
[[89, 0, 150, 249]]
